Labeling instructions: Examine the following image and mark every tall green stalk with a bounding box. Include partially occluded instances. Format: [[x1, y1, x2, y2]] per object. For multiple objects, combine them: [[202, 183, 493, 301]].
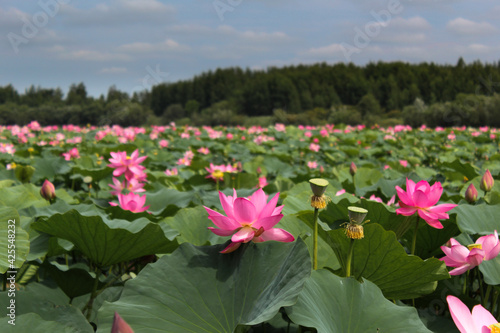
[[346, 239, 355, 277], [313, 207, 319, 270], [411, 217, 420, 255]]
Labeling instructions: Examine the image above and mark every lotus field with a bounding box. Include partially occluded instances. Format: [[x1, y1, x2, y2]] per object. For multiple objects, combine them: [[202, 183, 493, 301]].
[[2, 121, 500, 333]]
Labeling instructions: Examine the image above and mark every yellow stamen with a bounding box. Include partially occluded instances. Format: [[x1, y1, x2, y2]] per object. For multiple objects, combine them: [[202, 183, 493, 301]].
[[345, 224, 364, 239], [126, 156, 131, 160], [212, 170, 224, 179], [489, 323, 500, 333], [310, 195, 328, 209], [467, 244, 483, 251]]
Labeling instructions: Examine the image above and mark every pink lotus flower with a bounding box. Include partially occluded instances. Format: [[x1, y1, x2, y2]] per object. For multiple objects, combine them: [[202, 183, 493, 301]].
[[197, 147, 210, 155], [62, 147, 80, 161], [309, 143, 320, 152], [258, 176, 268, 188], [165, 167, 178, 176], [108, 150, 147, 181], [476, 231, 500, 261], [109, 192, 150, 213], [399, 160, 408, 168], [109, 178, 145, 196], [111, 312, 134, 333], [440, 239, 485, 275], [395, 179, 457, 229], [205, 189, 294, 253], [446, 295, 499, 333], [205, 163, 226, 181], [440, 231, 500, 275], [465, 184, 479, 203], [307, 161, 318, 169]]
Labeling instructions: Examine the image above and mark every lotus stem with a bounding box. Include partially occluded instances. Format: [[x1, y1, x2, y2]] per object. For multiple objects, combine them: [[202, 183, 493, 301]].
[[346, 238, 355, 277], [84, 266, 100, 321], [411, 217, 420, 255], [313, 207, 319, 270]]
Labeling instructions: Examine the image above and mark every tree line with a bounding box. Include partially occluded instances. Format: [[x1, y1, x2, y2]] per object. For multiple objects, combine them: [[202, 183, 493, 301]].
[[1, 58, 500, 127]]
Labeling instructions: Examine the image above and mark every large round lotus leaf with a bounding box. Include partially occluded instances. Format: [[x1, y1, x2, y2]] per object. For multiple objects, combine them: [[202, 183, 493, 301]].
[[97, 239, 311, 333], [286, 270, 432, 333], [31, 209, 179, 267], [453, 203, 500, 235], [0, 312, 92, 333], [0, 207, 29, 273], [326, 223, 449, 299]]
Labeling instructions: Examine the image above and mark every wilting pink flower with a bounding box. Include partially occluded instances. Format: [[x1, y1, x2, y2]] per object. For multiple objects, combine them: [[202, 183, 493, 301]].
[[480, 170, 494, 192], [62, 147, 80, 161], [396, 179, 457, 229], [109, 192, 150, 213], [111, 312, 134, 333], [40, 179, 56, 201], [440, 239, 485, 275], [446, 295, 499, 333], [204, 189, 294, 253], [368, 194, 383, 203], [336, 189, 346, 196], [108, 150, 147, 181]]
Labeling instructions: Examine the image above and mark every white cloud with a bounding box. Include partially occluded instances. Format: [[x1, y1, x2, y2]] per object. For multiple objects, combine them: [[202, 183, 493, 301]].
[[303, 44, 345, 58], [0, 7, 30, 28], [118, 39, 190, 53], [59, 49, 132, 62], [100, 67, 128, 74], [389, 16, 432, 30], [61, 0, 175, 26], [446, 18, 497, 35]]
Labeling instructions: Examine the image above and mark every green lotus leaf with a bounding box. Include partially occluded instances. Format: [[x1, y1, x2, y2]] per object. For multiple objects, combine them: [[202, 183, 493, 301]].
[[31, 209, 179, 267], [97, 239, 311, 333], [327, 223, 449, 299], [286, 270, 432, 333]]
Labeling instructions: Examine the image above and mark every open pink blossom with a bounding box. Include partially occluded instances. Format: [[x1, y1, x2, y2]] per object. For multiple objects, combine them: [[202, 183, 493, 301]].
[[205, 163, 226, 181], [204, 188, 295, 253], [440, 238, 485, 275], [109, 192, 150, 213], [476, 231, 500, 261], [108, 150, 147, 181], [395, 178, 457, 229], [446, 295, 499, 333], [62, 147, 80, 161]]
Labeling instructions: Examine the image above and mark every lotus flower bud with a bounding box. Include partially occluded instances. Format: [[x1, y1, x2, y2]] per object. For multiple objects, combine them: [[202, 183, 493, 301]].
[[111, 312, 134, 333], [349, 162, 357, 176], [40, 179, 56, 202], [465, 183, 478, 203], [480, 170, 494, 192]]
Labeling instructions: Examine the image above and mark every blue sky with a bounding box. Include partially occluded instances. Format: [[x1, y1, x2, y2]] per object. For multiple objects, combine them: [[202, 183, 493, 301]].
[[1, 0, 499, 97]]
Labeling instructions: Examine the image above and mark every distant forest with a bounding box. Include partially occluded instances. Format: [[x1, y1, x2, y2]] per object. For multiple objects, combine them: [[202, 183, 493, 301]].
[[1, 58, 500, 127]]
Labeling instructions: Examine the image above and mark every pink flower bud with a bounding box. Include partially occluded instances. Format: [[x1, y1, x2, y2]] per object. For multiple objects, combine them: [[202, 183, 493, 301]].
[[349, 162, 357, 176], [465, 183, 478, 203], [40, 180, 56, 202], [111, 312, 134, 333], [480, 169, 494, 192]]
